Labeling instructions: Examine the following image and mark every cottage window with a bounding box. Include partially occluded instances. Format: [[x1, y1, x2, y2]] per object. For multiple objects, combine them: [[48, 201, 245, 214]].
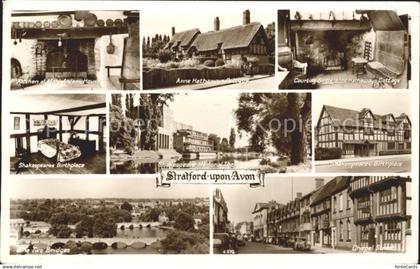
[[14, 117, 20, 130], [339, 194, 344, 211], [346, 219, 351, 241], [339, 221, 344, 241], [388, 142, 395, 150], [384, 221, 401, 242]]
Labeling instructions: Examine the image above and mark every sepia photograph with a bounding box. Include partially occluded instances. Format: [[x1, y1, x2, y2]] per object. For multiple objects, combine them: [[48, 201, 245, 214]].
[[10, 10, 140, 91], [213, 176, 412, 254], [9, 94, 107, 174], [142, 7, 275, 90], [278, 9, 411, 89], [9, 178, 210, 255], [109, 92, 311, 174], [314, 92, 411, 173]]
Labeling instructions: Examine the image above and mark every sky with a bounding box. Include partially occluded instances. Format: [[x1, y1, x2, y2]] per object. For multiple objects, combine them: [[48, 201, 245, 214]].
[[219, 176, 334, 224], [10, 178, 209, 199], [313, 92, 411, 121], [169, 93, 249, 147], [142, 5, 275, 39]]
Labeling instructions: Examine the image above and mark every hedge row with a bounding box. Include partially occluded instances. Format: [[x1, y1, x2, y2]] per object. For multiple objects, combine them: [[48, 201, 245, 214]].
[[315, 147, 342, 160], [379, 149, 411, 156]]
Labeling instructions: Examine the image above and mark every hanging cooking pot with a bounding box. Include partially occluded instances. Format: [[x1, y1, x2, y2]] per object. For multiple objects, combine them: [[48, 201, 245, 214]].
[[107, 33, 115, 54], [114, 19, 123, 27], [105, 19, 114, 27], [51, 21, 59, 28], [97, 19, 105, 27], [43, 21, 50, 28], [84, 13, 97, 27], [74, 11, 89, 22], [35, 21, 42, 28], [58, 15, 72, 28]]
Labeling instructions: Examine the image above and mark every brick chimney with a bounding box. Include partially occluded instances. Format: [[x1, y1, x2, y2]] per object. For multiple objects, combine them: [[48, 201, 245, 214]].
[[243, 10, 250, 25], [214, 17, 220, 31], [315, 178, 324, 190], [171, 27, 175, 36], [296, 192, 302, 199]]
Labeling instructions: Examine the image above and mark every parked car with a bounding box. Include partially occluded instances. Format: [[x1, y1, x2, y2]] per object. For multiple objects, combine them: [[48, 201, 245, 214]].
[[285, 238, 295, 248], [236, 235, 246, 247], [294, 237, 311, 251]]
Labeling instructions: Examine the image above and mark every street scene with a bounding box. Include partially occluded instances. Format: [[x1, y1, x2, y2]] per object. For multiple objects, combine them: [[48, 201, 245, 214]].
[[10, 178, 209, 254], [314, 92, 411, 173], [213, 176, 412, 254], [110, 93, 312, 174]]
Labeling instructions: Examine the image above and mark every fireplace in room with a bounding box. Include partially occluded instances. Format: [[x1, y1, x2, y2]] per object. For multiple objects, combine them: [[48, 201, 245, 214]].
[[293, 29, 371, 73], [35, 39, 96, 80]]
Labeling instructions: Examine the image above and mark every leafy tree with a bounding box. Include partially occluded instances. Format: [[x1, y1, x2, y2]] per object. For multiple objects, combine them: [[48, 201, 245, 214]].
[[161, 230, 208, 254], [220, 138, 231, 152], [234, 93, 311, 164], [208, 134, 221, 151], [74, 216, 94, 238], [139, 94, 173, 150], [229, 128, 236, 150], [92, 213, 117, 238], [174, 212, 195, 231], [110, 104, 138, 154], [121, 201, 133, 212], [49, 224, 72, 238]]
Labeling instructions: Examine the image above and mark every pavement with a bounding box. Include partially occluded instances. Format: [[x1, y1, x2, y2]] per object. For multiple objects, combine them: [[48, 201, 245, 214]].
[[315, 154, 411, 173], [232, 242, 353, 254]]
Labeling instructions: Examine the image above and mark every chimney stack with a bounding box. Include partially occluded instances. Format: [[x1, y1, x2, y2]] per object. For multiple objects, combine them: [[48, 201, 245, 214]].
[[243, 9, 250, 25], [214, 17, 220, 31], [296, 192, 302, 199], [315, 178, 325, 190], [171, 27, 175, 36]]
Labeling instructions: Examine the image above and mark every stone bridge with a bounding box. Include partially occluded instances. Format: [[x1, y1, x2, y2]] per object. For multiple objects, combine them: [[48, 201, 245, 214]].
[[17, 236, 162, 247]]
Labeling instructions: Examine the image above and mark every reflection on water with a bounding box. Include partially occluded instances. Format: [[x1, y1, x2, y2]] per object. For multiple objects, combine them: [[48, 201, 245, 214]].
[[116, 227, 167, 238], [111, 155, 262, 174], [91, 246, 160, 254]]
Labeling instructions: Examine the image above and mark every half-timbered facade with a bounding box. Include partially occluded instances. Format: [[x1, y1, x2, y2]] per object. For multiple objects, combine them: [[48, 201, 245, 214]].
[[349, 176, 411, 252], [316, 105, 411, 157]]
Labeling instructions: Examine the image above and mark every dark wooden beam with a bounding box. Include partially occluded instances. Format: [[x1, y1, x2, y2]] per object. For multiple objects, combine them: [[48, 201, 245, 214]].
[[10, 129, 100, 139], [85, 116, 90, 140], [98, 116, 104, 153], [25, 114, 31, 154], [291, 20, 371, 31], [11, 27, 128, 40], [10, 102, 106, 116], [12, 11, 74, 17], [59, 116, 63, 142]]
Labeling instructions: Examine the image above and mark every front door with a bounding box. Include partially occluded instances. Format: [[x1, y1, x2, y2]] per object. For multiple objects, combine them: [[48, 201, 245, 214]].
[[368, 228, 376, 249]]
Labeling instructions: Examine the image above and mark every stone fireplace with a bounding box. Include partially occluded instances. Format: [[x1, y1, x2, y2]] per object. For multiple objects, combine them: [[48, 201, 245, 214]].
[[294, 29, 372, 73], [36, 39, 97, 80]]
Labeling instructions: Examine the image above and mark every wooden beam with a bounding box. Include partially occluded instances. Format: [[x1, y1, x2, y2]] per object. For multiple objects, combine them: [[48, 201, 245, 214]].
[[25, 114, 31, 154], [10, 102, 106, 115], [98, 116, 104, 153], [10, 129, 100, 139], [11, 27, 128, 40], [291, 20, 371, 31], [59, 116, 63, 142], [12, 11, 74, 17], [85, 116, 90, 140]]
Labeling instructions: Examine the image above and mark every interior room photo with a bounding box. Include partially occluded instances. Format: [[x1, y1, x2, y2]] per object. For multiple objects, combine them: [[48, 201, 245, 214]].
[[9, 94, 107, 174], [10, 10, 140, 91], [278, 9, 411, 89]]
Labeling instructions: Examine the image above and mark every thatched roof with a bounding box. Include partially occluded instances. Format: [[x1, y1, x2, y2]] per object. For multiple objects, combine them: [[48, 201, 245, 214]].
[[190, 22, 265, 52], [164, 28, 200, 50]]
